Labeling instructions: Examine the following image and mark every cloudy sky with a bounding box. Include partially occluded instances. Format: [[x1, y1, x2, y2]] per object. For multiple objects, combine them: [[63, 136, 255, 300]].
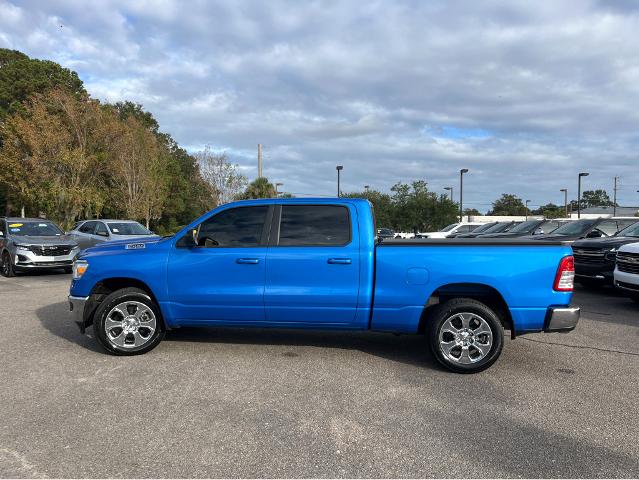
[[2, 0, 639, 210]]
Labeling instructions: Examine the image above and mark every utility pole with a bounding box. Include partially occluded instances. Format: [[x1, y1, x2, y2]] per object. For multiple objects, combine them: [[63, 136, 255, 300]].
[[560, 189, 568, 218], [613, 176, 619, 216], [525, 200, 530, 220], [444, 186, 453, 201], [257, 144, 263, 178], [336, 165, 343, 197], [578, 172, 589, 219], [275, 182, 283, 197], [459, 169, 469, 222]]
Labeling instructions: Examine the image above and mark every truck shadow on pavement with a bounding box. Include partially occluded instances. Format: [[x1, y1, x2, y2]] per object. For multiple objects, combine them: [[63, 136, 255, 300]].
[[36, 301, 103, 353], [36, 301, 444, 370], [164, 326, 442, 370]]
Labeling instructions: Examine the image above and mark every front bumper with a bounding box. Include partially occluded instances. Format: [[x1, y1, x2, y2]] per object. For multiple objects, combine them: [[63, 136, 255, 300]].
[[69, 295, 89, 333], [544, 307, 580, 333], [15, 248, 78, 270], [574, 262, 614, 283]]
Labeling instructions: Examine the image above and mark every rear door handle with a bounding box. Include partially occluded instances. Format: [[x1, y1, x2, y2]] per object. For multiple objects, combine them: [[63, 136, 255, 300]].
[[236, 258, 260, 264], [328, 258, 352, 265]]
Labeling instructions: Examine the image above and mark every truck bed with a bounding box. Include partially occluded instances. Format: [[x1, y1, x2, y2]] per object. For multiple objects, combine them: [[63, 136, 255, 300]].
[[380, 237, 569, 246]]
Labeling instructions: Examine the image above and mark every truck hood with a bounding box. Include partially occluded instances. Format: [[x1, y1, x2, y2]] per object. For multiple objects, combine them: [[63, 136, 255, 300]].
[[80, 235, 167, 257], [11, 235, 77, 246], [572, 236, 639, 250]]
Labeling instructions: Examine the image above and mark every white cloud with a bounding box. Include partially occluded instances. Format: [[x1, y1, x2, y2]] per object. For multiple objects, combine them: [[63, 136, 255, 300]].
[[2, 0, 639, 209]]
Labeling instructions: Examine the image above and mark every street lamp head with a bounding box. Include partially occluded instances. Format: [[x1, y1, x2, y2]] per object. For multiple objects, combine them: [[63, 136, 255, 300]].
[[560, 188, 567, 192], [579, 172, 589, 177], [275, 182, 283, 187], [460, 168, 469, 174], [336, 165, 343, 171], [444, 186, 452, 191]]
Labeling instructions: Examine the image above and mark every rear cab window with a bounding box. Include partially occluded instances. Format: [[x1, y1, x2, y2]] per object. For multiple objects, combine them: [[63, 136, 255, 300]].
[[277, 205, 351, 246]]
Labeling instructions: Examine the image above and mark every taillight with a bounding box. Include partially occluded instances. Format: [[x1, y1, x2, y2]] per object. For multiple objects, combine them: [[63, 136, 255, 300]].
[[554, 256, 575, 292]]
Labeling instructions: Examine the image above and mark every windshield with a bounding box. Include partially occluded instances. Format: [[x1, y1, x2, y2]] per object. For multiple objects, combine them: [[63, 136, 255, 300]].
[[378, 228, 394, 235], [551, 219, 596, 236], [616, 221, 639, 237], [482, 222, 512, 234], [7, 221, 63, 236], [107, 222, 152, 235], [508, 220, 540, 233], [440, 223, 459, 232], [471, 222, 496, 233]]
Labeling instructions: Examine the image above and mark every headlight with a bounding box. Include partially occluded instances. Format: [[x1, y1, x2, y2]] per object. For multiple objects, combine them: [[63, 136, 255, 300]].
[[15, 244, 30, 252], [72, 260, 89, 279]]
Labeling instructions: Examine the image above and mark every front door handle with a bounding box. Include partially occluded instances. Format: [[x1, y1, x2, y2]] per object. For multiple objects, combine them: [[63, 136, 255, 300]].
[[236, 258, 260, 264], [328, 258, 352, 265]]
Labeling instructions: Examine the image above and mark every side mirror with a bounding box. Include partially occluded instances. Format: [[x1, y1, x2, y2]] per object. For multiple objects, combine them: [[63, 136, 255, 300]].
[[587, 230, 602, 238], [96, 230, 109, 237], [533, 228, 544, 235]]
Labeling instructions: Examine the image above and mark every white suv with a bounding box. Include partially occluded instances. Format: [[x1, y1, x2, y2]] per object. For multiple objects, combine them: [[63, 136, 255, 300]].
[[614, 242, 639, 303], [420, 222, 484, 239]]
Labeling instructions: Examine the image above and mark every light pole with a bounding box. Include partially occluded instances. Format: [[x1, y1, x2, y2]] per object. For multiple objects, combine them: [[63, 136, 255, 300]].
[[364, 185, 370, 194], [578, 172, 589, 218], [613, 176, 619, 217], [459, 169, 469, 222], [275, 182, 283, 197], [560, 189, 568, 218], [444, 186, 453, 201], [525, 200, 530, 220], [336, 165, 343, 197]]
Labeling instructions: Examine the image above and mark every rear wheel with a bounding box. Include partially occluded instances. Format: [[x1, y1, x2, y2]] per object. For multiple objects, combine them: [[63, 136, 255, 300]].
[[427, 298, 504, 373], [1, 251, 15, 277], [93, 287, 165, 355]]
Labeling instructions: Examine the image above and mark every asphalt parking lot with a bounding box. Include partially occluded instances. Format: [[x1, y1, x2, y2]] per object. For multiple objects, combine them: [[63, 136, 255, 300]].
[[0, 273, 638, 478]]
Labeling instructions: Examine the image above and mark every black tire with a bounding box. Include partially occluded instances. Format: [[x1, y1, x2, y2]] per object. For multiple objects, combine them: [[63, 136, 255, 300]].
[[63, 266, 73, 274], [93, 287, 165, 355], [629, 294, 639, 304], [426, 298, 504, 373], [1, 251, 15, 277]]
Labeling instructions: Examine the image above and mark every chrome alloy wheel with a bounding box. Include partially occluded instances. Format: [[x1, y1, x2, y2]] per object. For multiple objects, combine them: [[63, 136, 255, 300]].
[[438, 312, 493, 364], [104, 301, 157, 349]]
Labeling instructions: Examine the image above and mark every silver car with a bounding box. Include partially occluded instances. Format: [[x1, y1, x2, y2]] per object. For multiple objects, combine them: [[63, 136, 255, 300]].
[[68, 219, 158, 249], [0, 217, 80, 277]]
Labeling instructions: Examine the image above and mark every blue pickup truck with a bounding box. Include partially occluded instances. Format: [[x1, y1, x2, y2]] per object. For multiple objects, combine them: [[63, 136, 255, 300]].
[[69, 198, 579, 373]]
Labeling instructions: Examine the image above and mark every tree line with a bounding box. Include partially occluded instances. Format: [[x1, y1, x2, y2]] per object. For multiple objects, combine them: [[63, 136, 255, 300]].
[[0, 49, 253, 233]]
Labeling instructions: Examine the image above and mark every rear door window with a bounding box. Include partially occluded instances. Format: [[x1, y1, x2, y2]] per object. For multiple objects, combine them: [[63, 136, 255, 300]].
[[278, 205, 351, 246], [79, 221, 97, 234]]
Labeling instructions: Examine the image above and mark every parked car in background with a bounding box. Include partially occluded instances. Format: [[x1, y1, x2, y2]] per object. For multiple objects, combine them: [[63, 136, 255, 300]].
[[68, 220, 157, 250], [376, 228, 396, 240], [0, 217, 79, 277], [447, 222, 497, 238], [420, 222, 484, 238], [530, 217, 637, 244], [69, 198, 578, 373], [454, 221, 520, 238], [481, 219, 565, 238], [614, 242, 639, 303], [572, 221, 639, 286]]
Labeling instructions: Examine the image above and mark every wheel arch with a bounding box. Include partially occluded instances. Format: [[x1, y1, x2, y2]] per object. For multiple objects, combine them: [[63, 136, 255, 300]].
[[418, 282, 514, 338], [84, 277, 162, 328]]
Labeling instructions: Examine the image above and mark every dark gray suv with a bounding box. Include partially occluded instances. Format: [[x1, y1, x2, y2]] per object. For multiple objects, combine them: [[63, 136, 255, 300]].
[[0, 217, 79, 277]]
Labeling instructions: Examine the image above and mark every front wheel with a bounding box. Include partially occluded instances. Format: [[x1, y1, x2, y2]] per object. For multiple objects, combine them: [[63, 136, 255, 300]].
[[1, 251, 15, 277], [93, 287, 165, 355], [426, 298, 504, 373]]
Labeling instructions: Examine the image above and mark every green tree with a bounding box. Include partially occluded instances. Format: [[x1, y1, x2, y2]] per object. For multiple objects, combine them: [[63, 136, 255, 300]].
[[581, 189, 614, 208], [390, 180, 458, 232], [488, 194, 527, 216], [463, 208, 481, 216], [238, 177, 276, 199], [0, 48, 85, 120], [532, 203, 566, 219], [343, 189, 394, 228]]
